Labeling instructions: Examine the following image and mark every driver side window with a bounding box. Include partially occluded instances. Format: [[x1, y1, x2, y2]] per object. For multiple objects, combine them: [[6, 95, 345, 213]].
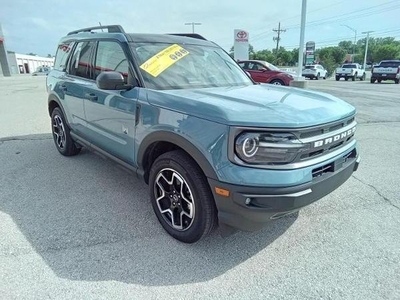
[[95, 41, 129, 83]]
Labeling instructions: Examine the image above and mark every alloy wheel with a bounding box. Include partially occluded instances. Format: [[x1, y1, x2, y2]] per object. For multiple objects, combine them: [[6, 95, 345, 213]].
[[153, 168, 195, 231], [52, 115, 66, 149]]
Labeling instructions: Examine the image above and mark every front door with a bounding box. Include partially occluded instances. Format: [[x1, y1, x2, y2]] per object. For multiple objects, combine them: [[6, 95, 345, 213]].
[[83, 40, 137, 164]]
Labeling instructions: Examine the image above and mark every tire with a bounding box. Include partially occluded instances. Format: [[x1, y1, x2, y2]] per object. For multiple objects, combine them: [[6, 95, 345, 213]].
[[352, 73, 357, 81], [335, 76, 339, 81], [378, 79, 382, 83], [370, 78, 375, 83], [361, 73, 366, 81], [149, 150, 217, 243], [270, 79, 284, 85], [345, 77, 349, 81], [316, 73, 320, 80], [394, 79, 399, 84], [51, 107, 81, 156]]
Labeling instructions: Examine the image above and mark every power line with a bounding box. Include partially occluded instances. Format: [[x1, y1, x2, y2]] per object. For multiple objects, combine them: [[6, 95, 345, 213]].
[[284, 1, 400, 30]]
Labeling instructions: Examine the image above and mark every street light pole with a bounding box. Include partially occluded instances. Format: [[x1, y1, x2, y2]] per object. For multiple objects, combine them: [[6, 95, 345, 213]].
[[184, 22, 202, 33], [341, 24, 357, 56], [362, 31, 374, 70], [296, 0, 307, 80]]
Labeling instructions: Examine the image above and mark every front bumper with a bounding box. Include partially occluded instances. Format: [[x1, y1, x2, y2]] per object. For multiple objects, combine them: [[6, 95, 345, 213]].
[[209, 150, 360, 231]]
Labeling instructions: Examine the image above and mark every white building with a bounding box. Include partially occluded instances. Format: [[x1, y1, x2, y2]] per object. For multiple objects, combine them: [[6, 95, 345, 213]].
[[7, 53, 54, 75]]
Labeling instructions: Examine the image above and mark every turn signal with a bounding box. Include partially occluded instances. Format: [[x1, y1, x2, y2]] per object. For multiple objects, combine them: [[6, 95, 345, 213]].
[[215, 187, 230, 197]]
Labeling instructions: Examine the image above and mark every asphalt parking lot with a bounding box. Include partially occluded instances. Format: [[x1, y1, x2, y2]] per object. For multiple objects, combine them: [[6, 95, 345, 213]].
[[1, 75, 399, 300]]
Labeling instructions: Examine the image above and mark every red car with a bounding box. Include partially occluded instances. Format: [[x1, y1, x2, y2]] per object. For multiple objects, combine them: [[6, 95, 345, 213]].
[[238, 60, 294, 86]]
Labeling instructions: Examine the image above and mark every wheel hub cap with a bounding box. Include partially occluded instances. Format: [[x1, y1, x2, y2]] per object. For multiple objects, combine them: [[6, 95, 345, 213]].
[[52, 115, 66, 149]]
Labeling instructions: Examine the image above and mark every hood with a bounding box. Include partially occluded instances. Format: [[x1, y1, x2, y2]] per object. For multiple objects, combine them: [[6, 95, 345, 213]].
[[146, 84, 356, 128]]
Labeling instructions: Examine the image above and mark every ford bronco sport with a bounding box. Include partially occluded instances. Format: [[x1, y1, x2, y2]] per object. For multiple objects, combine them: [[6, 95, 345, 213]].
[[47, 25, 360, 243]]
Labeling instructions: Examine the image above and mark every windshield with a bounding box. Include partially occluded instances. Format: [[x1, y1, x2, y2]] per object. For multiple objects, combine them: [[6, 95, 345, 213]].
[[378, 61, 400, 67], [132, 42, 253, 90], [342, 64, 357, 68], [264, 62, 280, 71]]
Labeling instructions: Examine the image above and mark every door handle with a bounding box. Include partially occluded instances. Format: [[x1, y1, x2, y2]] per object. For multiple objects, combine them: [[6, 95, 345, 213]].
[[84, 93, 98, 102], [60, 85, 67, 91]]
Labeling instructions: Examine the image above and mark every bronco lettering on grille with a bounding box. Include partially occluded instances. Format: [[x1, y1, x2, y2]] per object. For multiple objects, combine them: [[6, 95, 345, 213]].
[[314, 126, 356, 148]]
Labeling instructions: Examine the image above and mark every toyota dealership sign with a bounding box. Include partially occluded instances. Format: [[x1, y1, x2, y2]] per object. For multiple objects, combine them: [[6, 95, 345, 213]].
[[234, 29, 249, 61]]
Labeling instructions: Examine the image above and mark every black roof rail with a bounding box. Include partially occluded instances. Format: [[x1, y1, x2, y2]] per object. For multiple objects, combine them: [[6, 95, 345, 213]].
[[168, 33, 207, 40], [67, 25, 125, 36]]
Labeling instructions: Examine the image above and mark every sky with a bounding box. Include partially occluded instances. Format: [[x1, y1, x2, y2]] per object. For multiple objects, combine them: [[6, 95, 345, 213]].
[[1, 0, 400, 57]]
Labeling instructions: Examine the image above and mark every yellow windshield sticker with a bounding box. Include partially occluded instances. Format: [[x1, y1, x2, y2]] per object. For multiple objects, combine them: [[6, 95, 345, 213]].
[[140, 44, 189, 77]]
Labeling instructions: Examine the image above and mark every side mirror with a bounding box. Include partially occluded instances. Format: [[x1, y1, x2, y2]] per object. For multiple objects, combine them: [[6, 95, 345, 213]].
[[260, 68, 268, 72], [96, 71, 130, 90]]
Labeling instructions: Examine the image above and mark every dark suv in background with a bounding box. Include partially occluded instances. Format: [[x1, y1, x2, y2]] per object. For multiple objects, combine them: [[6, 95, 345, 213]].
[[47, 25, 359, 243]]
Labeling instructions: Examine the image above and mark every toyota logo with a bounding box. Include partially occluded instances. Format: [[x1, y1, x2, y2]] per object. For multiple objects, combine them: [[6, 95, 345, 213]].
[[237, 31, 247, 39]]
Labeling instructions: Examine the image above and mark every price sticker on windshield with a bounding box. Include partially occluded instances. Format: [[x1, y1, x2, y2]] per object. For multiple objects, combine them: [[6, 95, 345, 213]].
[[140, 44, 189, 77]]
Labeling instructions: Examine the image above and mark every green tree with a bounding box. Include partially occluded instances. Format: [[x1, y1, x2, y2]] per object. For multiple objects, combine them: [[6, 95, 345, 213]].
[[338, 40, 354, 54], [371, 44, 400, 62]]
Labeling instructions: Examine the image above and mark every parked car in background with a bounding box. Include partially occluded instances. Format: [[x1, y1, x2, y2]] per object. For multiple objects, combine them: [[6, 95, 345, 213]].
[[238, 60, 294, 86], [302, 64, 328, 80], [335, 63, 366, 81], [370, 60, 400, 84], [32, 66, 52, 76]]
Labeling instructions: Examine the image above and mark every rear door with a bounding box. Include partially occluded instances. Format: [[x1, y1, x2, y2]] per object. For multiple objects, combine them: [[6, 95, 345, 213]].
[[63, 41, 97, 135], [83, 40, 138, 164]]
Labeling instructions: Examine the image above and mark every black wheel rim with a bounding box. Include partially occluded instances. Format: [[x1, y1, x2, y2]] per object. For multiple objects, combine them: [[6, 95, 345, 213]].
[[153, 168, 195, 231], [52, 115, 66, 149]]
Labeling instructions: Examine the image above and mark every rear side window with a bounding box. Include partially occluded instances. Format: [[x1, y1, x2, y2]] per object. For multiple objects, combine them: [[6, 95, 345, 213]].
[[69, 41, 96, 79], [94, 41, 129, 83], [54, 42, 73, 71]]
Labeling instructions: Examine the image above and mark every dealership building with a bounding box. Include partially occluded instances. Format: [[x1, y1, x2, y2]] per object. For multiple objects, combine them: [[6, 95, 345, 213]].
[[6, 52, 54, 75], [0, 23, 54, 76]]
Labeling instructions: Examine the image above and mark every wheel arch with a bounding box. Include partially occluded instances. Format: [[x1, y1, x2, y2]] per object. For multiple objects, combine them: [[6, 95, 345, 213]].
[[137, 131, 218, 184]]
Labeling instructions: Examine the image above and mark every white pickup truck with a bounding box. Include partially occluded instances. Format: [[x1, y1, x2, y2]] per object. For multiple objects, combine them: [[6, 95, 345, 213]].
[[335, 63, 366, 81], [371, 60, 400, 84]]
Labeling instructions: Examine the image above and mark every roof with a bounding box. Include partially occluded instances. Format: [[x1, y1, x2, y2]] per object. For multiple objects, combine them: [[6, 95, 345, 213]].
[[61, 31, 214, 47]]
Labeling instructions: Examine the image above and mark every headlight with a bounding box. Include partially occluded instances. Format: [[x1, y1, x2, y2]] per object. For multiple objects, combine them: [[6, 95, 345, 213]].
[[235, 132, 310, 165]]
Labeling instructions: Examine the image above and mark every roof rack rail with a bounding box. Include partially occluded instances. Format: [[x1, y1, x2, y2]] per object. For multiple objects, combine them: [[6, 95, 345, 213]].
[[68, 25, 125, 36], [168, 33, 207, 40]]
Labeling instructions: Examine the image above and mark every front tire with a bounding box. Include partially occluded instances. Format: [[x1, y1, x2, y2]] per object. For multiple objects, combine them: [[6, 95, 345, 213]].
[[395, 79, 399, 84], [316, 73, 320, 80], [361, 73, 366, 81], [270, 79, 284, 85], [149, 150, 217, 243], [352, 73, 357, 81], [51, 107, 81, 156]]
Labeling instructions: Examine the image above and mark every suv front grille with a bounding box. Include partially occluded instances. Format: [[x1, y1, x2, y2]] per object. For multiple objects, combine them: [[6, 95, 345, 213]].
[[292, 115, 356, 164]]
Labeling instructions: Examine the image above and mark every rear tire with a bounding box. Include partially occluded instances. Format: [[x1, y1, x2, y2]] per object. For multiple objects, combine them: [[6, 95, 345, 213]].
[[345, 77, 349, 81], [335, 76, 339, 81], [149, 150, 217, 243], [378, 79, 382, 83], [316, 73, 320, 80], [51, 107, 81, 156], [395, 79, 399, 84], [361, 73, 366, 81], [370, 78, 375, 83]]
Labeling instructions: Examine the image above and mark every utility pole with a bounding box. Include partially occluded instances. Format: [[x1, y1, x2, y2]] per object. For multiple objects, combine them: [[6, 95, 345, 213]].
[[362, 31, 374, 70], [296, 0, 307, 80], [273, 22, 286, 55], [184, 22, 202, 33]]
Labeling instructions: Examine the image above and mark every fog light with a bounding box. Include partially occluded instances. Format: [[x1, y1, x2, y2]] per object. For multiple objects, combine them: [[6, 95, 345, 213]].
[[245, 197, 251, 205]]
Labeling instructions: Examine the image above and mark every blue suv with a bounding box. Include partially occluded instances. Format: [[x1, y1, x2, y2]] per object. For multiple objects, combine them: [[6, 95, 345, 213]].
[[47, 25, 360, 243]]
